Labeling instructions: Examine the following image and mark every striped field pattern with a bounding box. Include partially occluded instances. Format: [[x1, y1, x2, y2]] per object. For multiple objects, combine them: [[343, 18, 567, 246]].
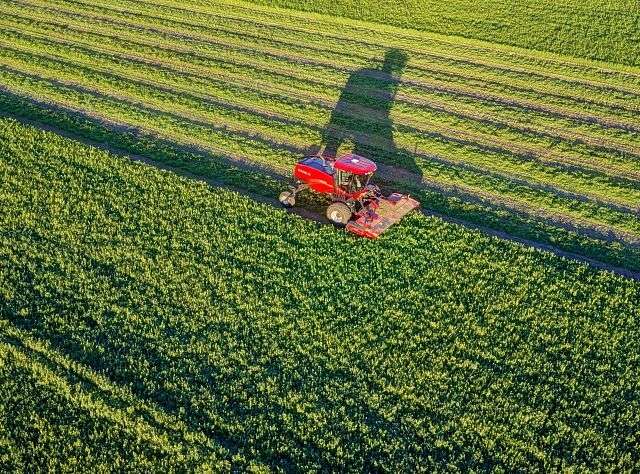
[[0, 0, 639, 270]]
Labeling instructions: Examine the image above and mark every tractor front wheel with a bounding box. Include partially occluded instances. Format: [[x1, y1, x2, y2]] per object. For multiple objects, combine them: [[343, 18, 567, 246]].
[[279, 190, 296, 207], [326, 202, 352, 226]]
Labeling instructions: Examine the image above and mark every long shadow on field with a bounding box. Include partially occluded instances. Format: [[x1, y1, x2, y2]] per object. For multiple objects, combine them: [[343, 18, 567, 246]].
[[320, 49, 422, 176]]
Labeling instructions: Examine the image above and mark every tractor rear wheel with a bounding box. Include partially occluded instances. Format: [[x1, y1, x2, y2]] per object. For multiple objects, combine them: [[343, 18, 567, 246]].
[[279, 190, 295, 207], [326, 202, 352, 225]]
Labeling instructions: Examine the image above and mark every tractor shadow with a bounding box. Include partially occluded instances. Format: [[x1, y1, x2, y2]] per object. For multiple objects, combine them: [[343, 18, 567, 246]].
[[317, 48, 422, 177]]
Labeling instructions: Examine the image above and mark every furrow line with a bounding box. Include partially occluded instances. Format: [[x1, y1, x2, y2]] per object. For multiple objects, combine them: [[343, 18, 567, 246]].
[[15, 0, 640, 106], [3, 55, 640, 218]]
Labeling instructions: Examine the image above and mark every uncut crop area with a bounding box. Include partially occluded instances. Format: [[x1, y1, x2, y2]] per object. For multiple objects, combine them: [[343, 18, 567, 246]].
[[0, 0, 639, 273]]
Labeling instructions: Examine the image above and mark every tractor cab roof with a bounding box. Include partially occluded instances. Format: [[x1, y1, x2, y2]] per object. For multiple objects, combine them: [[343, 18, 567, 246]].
[[334, 154, 377, 175]]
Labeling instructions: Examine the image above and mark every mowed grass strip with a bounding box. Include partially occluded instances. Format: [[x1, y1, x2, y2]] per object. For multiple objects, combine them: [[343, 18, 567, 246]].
[[13, 0, 640, 123], [40, 0, 640, 91], [1, 0, 639, 257], [11, 0, 640, 112], [112, 0, 640, 92], [4, 1, 640, 156], [1, 32, 639, 236], [3, 10, 640, 180], [3, 30, 640, 204], [3, 10, 640, 179], [2, 63, 639, 246]]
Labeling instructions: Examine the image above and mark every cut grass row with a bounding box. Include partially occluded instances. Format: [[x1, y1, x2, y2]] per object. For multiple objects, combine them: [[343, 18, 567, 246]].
[[5, 0, 637, 163], [244, 0, 640, 67], [126, 0, 640, 90], [6, 1, 640, 157], [2, 63, 639, 246], [43, 0, 640, 91], [1, 117, 639, 470], [2, 19, 635, 193], [3, 35, 639, 197], [1, 36, 639, 235], [4, 12, 640, 167], [3, 90, 640, 274], [1, 0, 639, 266], [13, 0, 640, 122]]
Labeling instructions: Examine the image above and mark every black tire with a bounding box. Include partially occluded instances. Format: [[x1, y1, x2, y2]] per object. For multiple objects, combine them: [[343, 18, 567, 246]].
[[279, 190, 295, 207], [326, 202, 352, 225]]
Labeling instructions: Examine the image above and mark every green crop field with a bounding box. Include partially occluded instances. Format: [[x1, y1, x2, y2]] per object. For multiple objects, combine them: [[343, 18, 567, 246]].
[[1, 0, 640, 469], [251, 0, 640, 66], [0, 0, 639, 273], [1, 118, 639, 470]]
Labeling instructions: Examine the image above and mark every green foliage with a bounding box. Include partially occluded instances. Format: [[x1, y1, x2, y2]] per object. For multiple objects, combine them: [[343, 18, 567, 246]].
[[249, 0, 640, 66], [1, 118, 639, 470], [3, 90, 639, 272], [0, 0, 638, 271]]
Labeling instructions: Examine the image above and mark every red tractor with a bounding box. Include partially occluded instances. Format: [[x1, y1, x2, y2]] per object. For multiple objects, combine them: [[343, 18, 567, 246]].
[[279, 153, 419, 238]]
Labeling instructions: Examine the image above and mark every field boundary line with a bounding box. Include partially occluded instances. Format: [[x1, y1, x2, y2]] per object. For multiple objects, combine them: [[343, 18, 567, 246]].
[[3, 111, 638, 281]]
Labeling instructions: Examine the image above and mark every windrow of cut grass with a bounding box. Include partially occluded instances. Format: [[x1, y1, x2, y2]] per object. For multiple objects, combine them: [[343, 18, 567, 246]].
[[14, 0, 640, 123], [3, 89, 639, 274], [245, 0, 640, 66], [0, 0, 639, 269], [3, 14, 640, 170], [2, 19, 640, 185], [2, 62, 639, 247], [134, 0, 640, 86], [1, 117, 640, 470], [2, 0, 636, 157]]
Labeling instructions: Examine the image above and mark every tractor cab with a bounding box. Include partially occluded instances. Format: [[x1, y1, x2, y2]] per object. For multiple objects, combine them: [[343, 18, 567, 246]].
[[333, 154, 376, 197], [292, 153, 376, 197]]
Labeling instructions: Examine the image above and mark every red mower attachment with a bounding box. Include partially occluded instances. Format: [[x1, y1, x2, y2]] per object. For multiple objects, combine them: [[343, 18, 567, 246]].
[[346, 193, 420, 239], [279, 152, 419, 238]]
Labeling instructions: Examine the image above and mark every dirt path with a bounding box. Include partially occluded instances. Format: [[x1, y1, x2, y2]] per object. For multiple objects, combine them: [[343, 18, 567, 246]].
[[3, 113, 639, 281]]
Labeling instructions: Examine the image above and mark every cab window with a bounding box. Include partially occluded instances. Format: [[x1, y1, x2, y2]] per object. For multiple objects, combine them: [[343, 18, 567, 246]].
[[335, 169, 351, 188]]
